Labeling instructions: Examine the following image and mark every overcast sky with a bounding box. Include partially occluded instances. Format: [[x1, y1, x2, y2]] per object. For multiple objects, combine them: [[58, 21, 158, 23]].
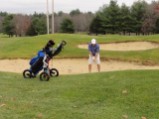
[[0, 0, 155, 14]]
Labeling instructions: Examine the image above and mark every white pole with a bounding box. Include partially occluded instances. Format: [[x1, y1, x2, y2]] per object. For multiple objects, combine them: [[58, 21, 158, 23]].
[[46, 0, 49, 34], [52, 0, 54, 34]]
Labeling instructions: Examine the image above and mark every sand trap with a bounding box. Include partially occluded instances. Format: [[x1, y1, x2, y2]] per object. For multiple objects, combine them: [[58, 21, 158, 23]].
[[0, 42, 158, 75], [78, 41, 159, 51], [0, 59, 159, 75]]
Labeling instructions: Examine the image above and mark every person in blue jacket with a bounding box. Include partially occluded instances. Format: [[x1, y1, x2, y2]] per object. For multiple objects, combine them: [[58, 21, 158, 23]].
[[88, 38, 101, 72]]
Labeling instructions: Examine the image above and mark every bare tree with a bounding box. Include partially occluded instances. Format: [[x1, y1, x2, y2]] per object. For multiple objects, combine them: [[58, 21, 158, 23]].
[[142, 1, 159, 34], [72, 13, 94, 32], [54, 12, 94, 33], [13, 14, 31, 36]]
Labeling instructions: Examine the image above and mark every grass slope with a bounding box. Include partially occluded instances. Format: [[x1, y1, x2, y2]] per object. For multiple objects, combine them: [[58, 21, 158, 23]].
[[0, 70, 158, 119], [1, 34, 159, 64]]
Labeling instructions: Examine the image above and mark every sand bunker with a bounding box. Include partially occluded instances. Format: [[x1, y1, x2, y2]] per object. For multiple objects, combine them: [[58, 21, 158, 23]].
[[1, 42, 159, 75], [0, 59, 159, 75], [78, 41, 159, 51]]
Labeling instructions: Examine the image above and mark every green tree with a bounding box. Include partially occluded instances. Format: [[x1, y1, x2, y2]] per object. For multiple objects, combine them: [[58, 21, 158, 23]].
[[0, 11, 7, 17], [27, 14, 46, 36], [2, 14, 15, 37], [89, 13, 105, 34], [33, 17, 46, 34], [102, 0, 121, 34], [70, 9, 81, 16], [57, 11, 64, 16], [60, 18, 75, 33], [155, 18, 159, 33], [90, 0, 121, 34], [131, 0, 148, 35], [26, 23, 37, 36], [120, 4, 134, 35]]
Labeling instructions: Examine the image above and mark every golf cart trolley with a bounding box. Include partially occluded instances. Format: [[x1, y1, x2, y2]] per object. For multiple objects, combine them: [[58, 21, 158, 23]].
[[23, 40, 67, 81]]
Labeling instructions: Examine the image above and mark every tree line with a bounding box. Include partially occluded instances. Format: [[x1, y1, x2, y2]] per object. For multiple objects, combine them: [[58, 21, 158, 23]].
[[1, 0, 159, 37], [0, 10, 94, 37], [90, 0, 159, 35]]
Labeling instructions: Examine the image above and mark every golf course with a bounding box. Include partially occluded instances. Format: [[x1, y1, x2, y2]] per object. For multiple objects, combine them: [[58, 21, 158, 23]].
[[0, 33, 159, 119]]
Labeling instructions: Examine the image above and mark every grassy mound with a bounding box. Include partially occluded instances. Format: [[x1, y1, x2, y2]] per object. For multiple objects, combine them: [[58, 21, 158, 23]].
[[1, 34, 159, 64], [0, 70, 158, 119]]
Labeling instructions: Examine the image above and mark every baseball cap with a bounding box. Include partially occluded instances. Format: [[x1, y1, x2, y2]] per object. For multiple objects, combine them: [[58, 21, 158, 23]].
[[91, 39, 96, 44]]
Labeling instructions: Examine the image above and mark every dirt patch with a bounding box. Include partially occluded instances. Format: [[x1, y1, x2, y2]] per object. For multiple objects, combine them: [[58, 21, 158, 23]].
[[78, 41, 159, 51], [0, 59, 159, 75]]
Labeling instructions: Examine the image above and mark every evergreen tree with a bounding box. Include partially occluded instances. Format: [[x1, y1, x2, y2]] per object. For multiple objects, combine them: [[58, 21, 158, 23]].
[[27, 14, 46, 36], [90, 0, 121, 34], [120, 4, 134, 35], [102, 0, 121, 34], [155, 18, 159, 33], [89, 13, 105, 34], [131, 0, 148, 34], [70, 9, 81, 16], [2, 14, 15, 37], [60, 18, 75, 33]]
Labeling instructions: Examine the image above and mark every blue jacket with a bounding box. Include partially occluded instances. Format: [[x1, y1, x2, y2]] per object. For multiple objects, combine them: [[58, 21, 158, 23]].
[[88, 44, 100, 56]]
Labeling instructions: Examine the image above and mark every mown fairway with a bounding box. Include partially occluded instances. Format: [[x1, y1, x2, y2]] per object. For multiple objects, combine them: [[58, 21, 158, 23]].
[[0, 34, 159, 119], [1, 34, 159, 64], [0, 70, 159, 119]]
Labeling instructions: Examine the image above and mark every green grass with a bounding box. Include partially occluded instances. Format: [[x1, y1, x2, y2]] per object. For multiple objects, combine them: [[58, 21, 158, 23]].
[[0, 70, 159, 119], [1, 33, 159, 64], [1, 33, 159, 119]]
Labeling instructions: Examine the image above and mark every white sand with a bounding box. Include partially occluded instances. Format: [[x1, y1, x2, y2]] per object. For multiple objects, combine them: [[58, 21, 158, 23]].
[[0, 59, 159, 75], [1, 42, 159, 75], [78, 41, 159, 51]]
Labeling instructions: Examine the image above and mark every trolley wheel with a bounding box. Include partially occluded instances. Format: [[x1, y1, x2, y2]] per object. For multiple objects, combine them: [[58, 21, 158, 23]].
[[23, 69, 32, 78], [39, 72, 50, 81], [50, 68, 59, 77]]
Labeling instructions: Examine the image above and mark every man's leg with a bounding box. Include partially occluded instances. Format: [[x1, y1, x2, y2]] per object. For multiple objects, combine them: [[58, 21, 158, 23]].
[[88, 64, 92, 73], [97, 64, 100, 72], [88, 54, 93, 73], [96, 53, 101, 72]]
